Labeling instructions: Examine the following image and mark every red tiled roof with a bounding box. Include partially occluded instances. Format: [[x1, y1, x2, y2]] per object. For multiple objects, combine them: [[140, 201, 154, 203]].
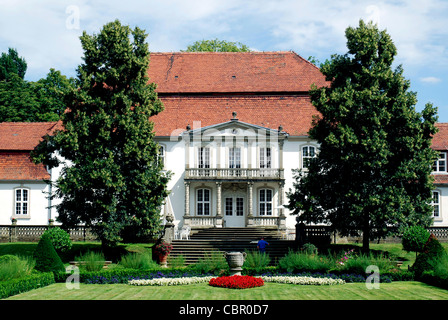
[[148, 51, 329, 93], [433, 174, 448, 185], [433, 123, 448, 150], [0, 151, 49, 180], [0, 122, 62, 151], [151, 95, 318, 137]]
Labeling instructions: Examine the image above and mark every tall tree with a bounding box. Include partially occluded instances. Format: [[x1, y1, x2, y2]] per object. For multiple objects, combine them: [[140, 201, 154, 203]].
[[32, 20, 170, 250], [287, 20, 438, 252], [183, 39, 251, 52], [0, 48, 27, 80]]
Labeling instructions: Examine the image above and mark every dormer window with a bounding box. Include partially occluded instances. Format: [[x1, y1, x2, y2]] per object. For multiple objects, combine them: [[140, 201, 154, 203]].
[[433, 152, 447, 173]]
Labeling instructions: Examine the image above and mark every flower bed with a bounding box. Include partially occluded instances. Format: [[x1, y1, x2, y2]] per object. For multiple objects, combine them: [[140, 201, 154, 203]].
[[209, 275, 264, 289], [261, 275, 345, 286], [129, 276, 213, 286]]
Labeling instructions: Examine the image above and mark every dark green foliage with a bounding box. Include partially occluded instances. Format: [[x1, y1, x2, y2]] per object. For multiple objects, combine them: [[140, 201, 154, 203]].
[[411, 234, 448, 277], [33, 235, 65, 273], [287, 20, 438, 253], [0, 67, 75, 122], [31, 20, 170, 248], [402, 225, 430, 253], [0, 48, 27, 80], [42, 227, 73, 253]]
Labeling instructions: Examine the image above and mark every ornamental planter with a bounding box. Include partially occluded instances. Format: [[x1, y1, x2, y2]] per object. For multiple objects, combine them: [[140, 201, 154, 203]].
[[158, 253, 168, 268], [224, 251, 247, 276]]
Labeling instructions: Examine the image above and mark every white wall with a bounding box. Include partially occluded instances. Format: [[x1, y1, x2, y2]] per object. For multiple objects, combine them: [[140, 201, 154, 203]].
[[0, 182, 50, 225]]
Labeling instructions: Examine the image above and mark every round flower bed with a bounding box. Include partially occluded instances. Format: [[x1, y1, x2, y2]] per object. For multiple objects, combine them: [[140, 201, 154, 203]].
[[209, 275, 264, 289]]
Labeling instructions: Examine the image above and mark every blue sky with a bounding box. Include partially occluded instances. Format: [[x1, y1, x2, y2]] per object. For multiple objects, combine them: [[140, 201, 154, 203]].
[[1, 0, 447, 121]]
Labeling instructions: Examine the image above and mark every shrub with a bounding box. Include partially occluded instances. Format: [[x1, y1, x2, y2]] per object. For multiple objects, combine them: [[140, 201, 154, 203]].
[[119, 252, 159, 270], [0, 272, 54, 299], [278, 250, 333, 273], [338, 252, 394, 275], [402, 225, 430, 254], [243, 250, 271, 272], [33, 235, 65, 273], [301, 243, 318, 255], [168, 255, 186, 268], [75, 251, 106, 272], [42, 227, 72, 253], [190, 251, 228, 275], [412, 234, 448, 278], [0, 255, 36, 281], [0, 254, 20, 264]]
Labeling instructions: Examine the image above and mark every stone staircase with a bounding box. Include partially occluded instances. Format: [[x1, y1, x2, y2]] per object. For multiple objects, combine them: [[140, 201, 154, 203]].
[[169, 227, 296, 266]]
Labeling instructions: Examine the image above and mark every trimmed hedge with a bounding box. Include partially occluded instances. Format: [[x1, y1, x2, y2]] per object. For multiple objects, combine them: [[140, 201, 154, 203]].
[[420, 271, 448, 290], [0, 272, 55, 299]]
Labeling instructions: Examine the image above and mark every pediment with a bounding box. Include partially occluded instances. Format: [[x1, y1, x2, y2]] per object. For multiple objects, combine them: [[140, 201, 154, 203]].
[[183, 119, 288, 140]]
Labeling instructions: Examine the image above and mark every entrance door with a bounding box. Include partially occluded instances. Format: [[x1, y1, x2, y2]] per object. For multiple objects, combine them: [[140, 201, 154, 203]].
[[224, 195, 245, 227]]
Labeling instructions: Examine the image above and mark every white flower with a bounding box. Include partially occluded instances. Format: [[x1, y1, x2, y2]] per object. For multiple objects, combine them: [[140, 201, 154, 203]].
[[261, 276, 345, 286], [128, 276, 214, 286]]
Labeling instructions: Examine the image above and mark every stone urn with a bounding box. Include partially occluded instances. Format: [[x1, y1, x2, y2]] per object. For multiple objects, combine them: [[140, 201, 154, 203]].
[[224, 251, 247, 276]]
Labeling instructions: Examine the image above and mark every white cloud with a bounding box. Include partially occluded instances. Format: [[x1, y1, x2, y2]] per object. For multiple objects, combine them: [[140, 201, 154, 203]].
[[0, 0, 447, 81], [420, 76, 442, 84]]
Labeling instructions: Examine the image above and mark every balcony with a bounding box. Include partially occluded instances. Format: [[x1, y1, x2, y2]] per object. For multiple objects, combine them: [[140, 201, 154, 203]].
[[185, 168, 284, 181]]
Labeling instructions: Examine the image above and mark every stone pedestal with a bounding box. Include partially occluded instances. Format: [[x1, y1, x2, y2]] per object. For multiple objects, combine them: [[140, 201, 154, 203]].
[[224, 251, 247, 276]]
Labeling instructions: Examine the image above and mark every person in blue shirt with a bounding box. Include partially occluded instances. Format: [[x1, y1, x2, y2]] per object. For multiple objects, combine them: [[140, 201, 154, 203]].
[[257, 237, 269, 253]]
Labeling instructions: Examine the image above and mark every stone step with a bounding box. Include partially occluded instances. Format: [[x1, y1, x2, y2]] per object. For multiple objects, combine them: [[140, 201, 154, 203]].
[[169, 239, 295, 265]]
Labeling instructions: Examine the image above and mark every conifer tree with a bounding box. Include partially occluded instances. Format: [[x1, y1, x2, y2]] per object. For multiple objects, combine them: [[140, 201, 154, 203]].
[[287, 20, 438, 252], [32, 20, 170, 249]]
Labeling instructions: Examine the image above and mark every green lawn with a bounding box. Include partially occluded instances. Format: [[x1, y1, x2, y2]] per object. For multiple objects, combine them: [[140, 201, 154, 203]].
[[5, 281, 448, 300]]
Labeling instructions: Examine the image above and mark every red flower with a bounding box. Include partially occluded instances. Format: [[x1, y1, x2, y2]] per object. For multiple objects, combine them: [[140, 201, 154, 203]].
[[209, 275, 264, 289]]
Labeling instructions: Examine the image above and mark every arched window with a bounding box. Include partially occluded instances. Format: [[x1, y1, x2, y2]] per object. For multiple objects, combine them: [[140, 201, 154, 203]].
[[259, 188, 273, 216], [15, 188, 29, 216], [197, 188, 211, 216]]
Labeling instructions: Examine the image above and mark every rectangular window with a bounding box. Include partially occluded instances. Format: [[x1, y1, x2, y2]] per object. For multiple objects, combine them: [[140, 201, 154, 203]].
[[229, 147, 241, 168], [225, 198, 233, 216], [198, 147, 210, 169], [197, 189, 210, 216], [302, 146, 316, 168], [236, 198, 244, 216], [260, 147, 271, 169], [15, 189, 29, 215], [158, 145, 165, 168], [259, 189, 273, 216], [433, 152, 447, 172], [432, 191, 440, 217]]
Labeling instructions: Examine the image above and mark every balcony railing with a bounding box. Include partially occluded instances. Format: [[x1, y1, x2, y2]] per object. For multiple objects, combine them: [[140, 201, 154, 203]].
[[185, 168, 284, 180]]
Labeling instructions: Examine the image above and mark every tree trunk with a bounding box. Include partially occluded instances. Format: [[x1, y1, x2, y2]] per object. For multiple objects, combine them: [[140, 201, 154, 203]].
[[362, 214, 370, 254]]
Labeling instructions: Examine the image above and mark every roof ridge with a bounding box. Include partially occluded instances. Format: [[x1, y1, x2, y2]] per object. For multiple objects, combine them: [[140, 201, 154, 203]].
[[150, 51, 296, 55]]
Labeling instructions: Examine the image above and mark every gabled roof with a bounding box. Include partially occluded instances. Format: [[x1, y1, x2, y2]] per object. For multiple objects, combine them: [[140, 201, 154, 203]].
[[147, 51, 329, 94]]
